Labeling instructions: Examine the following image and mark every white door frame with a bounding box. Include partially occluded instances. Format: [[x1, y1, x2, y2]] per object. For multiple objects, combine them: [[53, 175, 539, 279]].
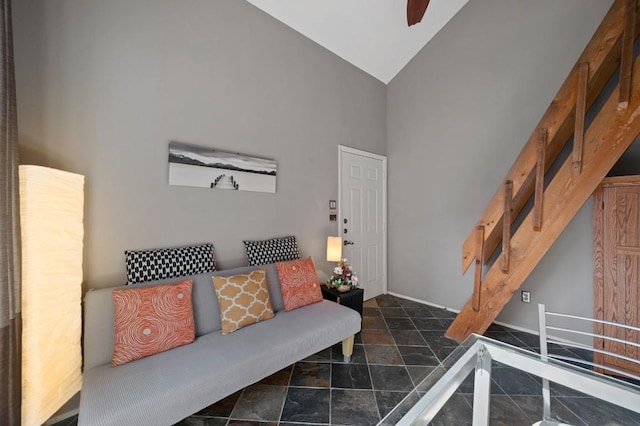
[[338, 145, 388, 295]]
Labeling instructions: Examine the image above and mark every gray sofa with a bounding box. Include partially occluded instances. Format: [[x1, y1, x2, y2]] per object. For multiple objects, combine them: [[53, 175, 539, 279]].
[[78, 263, 361, 426]]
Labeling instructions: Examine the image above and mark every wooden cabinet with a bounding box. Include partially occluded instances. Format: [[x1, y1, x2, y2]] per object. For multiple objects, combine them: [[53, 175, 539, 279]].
[[593, 176, 640, 377]]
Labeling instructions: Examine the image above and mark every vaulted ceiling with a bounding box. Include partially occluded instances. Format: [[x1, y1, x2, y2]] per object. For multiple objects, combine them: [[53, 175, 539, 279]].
[[245, 0, 470, 84]]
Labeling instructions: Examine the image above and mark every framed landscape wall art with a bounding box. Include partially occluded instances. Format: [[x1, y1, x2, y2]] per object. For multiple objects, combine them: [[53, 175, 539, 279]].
[[168, 141, 277, 193]]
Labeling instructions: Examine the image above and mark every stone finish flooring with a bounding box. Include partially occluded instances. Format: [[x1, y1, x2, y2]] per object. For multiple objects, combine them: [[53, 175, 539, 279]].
[[55, 294, 640, 426]]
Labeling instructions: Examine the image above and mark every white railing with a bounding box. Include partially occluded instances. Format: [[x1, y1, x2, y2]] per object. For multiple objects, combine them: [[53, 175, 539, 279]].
[[538, 303, 640, 421], [381, 335, 640, 426]]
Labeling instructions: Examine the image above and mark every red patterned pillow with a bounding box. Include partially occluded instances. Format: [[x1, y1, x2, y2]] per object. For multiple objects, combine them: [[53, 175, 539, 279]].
[[276, 257, 323, 312], [112, 279, 195, 367]]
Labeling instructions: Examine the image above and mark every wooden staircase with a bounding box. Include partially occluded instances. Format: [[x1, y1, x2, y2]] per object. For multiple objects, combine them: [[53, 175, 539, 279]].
[[446, 0, 640, 342]]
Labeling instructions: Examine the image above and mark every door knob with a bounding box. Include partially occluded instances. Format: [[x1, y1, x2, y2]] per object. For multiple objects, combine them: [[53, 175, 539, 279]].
[[344, 240, 354, 246]]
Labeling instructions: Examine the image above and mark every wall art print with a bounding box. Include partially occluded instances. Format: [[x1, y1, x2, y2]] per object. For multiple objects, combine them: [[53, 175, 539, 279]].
[[168, 141, 277, 193]]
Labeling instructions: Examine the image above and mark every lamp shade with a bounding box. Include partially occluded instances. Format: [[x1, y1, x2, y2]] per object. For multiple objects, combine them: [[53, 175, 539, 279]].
[[326, 236, 343, 262], [20, 166, 84, 426]]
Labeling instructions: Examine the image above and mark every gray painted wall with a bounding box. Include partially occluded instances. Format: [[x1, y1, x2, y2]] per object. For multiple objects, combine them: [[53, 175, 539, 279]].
[[386, 0, 613, 332], [15, 0, 618, 333], [14, 0, 386, 290]]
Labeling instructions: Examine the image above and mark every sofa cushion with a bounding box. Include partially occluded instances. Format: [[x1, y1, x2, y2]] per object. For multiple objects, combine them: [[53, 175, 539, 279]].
[[112, 280, 195, 366], [277, 257, 323, 312], [125, 243, 216, 284], [212, 269, 274, 335], [243, 236, 299, 266], [79, 300, 361, 426]]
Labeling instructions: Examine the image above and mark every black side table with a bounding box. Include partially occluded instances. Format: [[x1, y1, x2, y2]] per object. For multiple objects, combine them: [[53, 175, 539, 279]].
[[321, 285, 364, 317]]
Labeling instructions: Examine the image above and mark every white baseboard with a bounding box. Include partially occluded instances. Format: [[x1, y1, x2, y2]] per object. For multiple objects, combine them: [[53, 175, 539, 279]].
[[386, 291, 540, 336], [491, 320, 539, 336], [44, 408, 79, 425], [386, 291, 453, 312]]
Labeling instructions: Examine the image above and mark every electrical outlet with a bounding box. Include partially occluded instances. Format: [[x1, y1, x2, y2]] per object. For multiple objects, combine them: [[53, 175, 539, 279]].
[[521, 291, 531, 303]]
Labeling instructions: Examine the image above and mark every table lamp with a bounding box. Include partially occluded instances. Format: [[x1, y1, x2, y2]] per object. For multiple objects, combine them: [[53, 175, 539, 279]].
[[326, 236, 343, 262]]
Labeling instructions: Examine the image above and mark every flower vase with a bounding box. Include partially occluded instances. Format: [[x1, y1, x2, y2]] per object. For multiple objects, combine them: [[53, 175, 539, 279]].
[[337, 284, 351, 293]]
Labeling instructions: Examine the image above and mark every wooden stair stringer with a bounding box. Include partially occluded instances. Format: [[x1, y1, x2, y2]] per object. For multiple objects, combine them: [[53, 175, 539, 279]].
[[446, 54, 640, 342], [461, 0, 637, 274]]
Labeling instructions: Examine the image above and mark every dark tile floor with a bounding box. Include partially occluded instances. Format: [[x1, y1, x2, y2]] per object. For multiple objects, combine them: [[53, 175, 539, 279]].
[[54, 294, 640, 426]]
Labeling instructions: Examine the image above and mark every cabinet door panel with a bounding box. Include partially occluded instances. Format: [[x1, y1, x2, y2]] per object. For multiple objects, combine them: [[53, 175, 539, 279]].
[[600, 185, 640, 377]]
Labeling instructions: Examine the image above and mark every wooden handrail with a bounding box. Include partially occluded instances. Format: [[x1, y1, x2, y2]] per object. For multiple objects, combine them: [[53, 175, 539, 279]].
[[448, 49, 640, 341], [461, 0, 637, 274]]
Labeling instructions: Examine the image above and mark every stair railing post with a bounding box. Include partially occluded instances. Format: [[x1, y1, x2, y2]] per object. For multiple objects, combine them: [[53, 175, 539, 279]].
[[573, 62, 589, 176], [533, 129, 547, 231], [619, 0, 636, 110], [501, 180, 513, 273], [473, 225, 484, 312]]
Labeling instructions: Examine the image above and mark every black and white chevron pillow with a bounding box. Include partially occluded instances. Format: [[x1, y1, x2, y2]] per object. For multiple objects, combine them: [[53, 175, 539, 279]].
[[243, 236, 300, 266], [125, 243, 216, 285]]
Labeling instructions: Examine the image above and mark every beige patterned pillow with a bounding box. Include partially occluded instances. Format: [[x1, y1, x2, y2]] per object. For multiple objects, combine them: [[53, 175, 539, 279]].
[[212, 269, 275, 335]]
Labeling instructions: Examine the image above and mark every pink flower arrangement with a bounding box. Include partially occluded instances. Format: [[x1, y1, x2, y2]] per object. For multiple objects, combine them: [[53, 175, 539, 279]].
[[326, 258, 359, 290]]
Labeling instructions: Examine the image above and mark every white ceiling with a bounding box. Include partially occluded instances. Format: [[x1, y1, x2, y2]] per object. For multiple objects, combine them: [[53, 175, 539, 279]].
[[245, 0, 470, 84]]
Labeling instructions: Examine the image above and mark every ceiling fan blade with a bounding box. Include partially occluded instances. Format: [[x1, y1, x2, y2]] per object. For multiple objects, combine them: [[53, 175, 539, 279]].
[[407, 0, 430, 26]]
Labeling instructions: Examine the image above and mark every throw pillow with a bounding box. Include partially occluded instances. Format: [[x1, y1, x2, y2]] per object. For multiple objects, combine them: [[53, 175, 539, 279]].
[[243, 236, 300, 266], [124, 243, 216, 285], [112, 279, 195, 367], [212, 269, 275, 335], [276, 257, 323, 312]]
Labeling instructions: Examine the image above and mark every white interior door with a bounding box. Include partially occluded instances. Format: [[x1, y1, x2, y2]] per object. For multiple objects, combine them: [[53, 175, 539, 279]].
[[339, 146, 386, 299]]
